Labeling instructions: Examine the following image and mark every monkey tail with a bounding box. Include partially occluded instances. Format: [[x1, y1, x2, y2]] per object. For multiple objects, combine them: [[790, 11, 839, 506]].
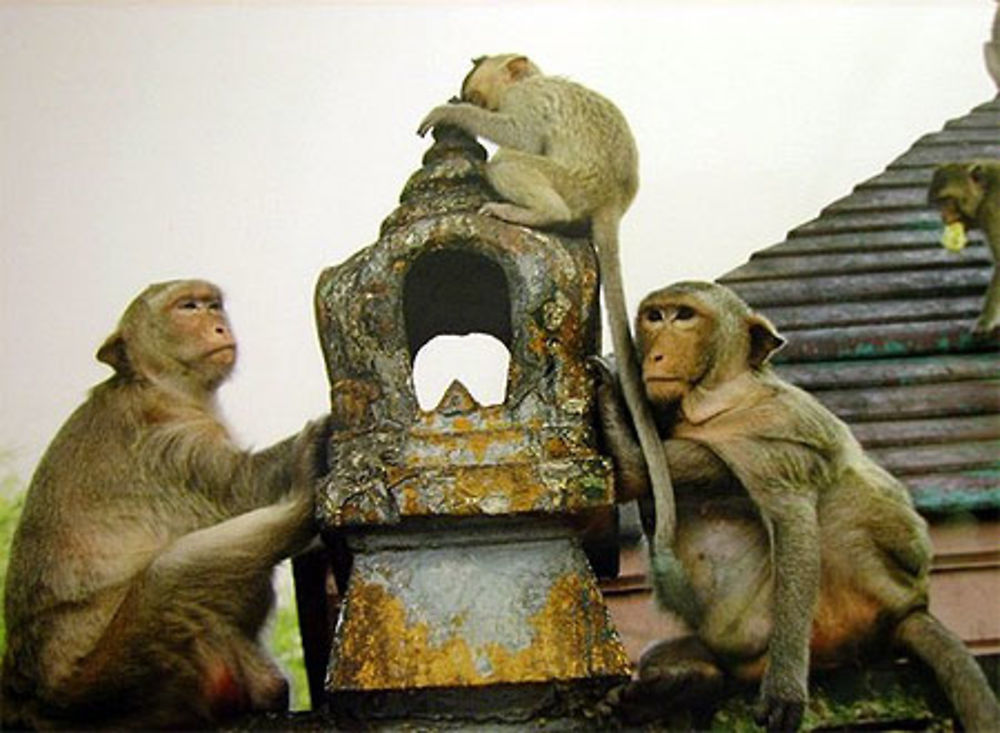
[[591, 207, 677, 556], [894, 609, 1000, 731]]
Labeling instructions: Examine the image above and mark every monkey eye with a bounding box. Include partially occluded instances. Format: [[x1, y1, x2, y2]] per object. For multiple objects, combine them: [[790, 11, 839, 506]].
[[208, 300, 223, 311], [645, 308, 665, 323], [674, 305, 696, 321], [179, 300, 199, 310]]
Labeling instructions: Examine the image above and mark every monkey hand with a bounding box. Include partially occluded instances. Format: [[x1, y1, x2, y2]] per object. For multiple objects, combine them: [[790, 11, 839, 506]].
[[417, 104, 455, 137], [291, 416, 333, 491], [588, 355, 651, 501], [754, 672, 807, 733], [588, 354, 630, 441]]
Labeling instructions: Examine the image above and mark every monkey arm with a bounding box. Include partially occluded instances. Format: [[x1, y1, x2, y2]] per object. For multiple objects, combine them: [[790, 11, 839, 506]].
[[418, 103, 545, 154], [694, 426, 825, 730], [593, 359, 652, 501], [756, 491, 820, 732], [663, 440, 737, 491], [165, 418, 327, 513], [594, 367, 734, 501], [235, 418, 330, 511]]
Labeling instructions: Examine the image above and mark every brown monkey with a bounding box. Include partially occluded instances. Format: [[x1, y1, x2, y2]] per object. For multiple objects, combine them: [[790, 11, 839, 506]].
[[928, 160, 1000, 335], [594, 281, 1000, 731], [417, 53, 679, 558], [1, 280, 327, 729]]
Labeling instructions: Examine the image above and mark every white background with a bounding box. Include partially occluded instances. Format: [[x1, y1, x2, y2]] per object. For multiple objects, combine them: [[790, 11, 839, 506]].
[[1, 1, 996, 484]]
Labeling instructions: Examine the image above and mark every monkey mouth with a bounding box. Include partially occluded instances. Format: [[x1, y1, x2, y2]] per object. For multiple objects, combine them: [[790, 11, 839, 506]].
[[206, 345, 237, 362]]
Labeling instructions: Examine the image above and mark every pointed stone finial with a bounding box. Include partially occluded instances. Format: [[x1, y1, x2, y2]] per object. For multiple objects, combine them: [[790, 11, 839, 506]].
[[434, 379, 480, 415]]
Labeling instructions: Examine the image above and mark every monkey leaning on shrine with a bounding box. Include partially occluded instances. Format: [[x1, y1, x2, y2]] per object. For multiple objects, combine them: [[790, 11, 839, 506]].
[[928, 159, 1000, 336], [2, 279, 329, 729], [417, 52, 681, 583], [593, 280, 1000, 732]]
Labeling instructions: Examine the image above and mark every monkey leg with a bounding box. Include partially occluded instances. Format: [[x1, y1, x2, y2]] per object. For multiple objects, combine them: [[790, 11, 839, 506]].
[[973, 263, 1000, 334], [482, 149, 576, 226], [895, 610, 1000, 731], [57, 500, 310, 723], [608, 636, 726, 724]]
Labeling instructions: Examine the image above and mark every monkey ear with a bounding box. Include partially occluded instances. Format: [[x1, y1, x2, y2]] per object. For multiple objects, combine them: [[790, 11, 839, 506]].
[[97, 332, 131, 375], [747, 315, 786, 369], [505, 56, 534, 81], [969, 163, 987, 188]]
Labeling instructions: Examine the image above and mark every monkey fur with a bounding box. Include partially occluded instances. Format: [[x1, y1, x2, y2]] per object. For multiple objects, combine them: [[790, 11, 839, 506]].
[[594, 281, 1000, 732], [1, 280, 327, 729], [928, 160, 1000, 336], [418, 53, 680, 561]]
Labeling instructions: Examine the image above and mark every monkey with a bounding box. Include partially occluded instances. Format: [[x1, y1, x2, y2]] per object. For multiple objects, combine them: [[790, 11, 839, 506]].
[[593, 281, 1000, 732], [1, 279, 329, 729], [986, 4, 999, 90], [928, 160, 1000, 336], [417, 53, 679, 562]]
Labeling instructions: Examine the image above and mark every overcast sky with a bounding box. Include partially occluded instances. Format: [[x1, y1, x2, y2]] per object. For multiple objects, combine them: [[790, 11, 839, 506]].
[[1, 1, 996, 485]]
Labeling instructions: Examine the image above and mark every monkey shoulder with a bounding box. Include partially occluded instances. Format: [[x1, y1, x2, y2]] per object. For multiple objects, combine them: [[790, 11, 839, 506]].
[[514, 75, 628, 152], [677, 373, 851, 505]]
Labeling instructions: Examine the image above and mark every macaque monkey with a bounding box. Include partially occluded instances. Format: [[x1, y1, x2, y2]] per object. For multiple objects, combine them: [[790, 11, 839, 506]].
[[417, 53, 679, 557], [2, 280, 328, 729], [594, 281, 1000, 731], [928, 160, 1000, 335]]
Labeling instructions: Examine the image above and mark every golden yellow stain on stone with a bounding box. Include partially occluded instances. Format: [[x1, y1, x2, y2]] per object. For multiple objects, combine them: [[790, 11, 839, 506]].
[[332, 572, 628, 691], [408, 428, 532, 465]]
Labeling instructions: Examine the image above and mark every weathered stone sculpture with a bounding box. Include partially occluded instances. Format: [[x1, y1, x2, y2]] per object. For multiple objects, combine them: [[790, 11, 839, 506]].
[[314, 126, 629, 724]]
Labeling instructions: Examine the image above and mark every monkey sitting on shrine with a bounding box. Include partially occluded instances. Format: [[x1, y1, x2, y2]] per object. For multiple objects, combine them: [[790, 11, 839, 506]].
[[593, 280, 1000, 731], [2, 279, 329, 729]]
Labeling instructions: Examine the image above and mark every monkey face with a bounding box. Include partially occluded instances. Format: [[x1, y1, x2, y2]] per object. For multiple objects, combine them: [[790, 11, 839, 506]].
[[160, 283, 237, 379], [636, 294, 714, 407], [636, 282, 785, 409], [460, 54, 540, 111], [99, 279, 238, 394], [928, 164, 985, 228]]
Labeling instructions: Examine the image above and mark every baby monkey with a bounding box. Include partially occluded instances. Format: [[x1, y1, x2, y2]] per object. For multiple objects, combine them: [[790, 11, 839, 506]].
[[418, 54, 678, 551]]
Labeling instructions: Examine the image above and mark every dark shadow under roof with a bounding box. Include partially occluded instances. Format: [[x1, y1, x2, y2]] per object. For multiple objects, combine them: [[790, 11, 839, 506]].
[[719, 97, 1000, 515]]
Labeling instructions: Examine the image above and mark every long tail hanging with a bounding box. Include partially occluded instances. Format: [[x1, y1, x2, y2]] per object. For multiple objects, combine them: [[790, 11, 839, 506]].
[[592, 211, 677, 554]]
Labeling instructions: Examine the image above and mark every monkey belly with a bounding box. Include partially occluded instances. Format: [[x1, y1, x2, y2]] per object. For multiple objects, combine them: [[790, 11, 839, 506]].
[[673, 501, 886, 674], [673, 501, 775, 661], [809, 581, 883, 666]]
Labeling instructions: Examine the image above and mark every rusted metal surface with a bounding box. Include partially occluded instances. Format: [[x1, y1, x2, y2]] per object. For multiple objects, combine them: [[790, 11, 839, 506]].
[[312, 126, 628, 724]]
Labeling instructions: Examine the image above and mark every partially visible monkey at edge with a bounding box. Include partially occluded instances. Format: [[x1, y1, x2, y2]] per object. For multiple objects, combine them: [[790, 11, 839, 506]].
[[594, 280, 1000, 732], [928, 159, 1000, 336], [417, 53, 679, 557], [1, 280, 329, 729]]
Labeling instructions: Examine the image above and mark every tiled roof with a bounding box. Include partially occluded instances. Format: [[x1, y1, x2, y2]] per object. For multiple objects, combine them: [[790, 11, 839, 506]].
[[719, 97, 1000, 514]]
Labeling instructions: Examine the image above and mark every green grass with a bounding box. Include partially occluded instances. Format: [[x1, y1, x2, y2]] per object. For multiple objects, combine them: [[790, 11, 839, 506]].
[[0, 451, 26, 649], [269, 563, 312, 711]]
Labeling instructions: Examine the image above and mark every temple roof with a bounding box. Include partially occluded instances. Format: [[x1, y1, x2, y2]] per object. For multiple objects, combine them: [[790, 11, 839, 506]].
[[719, 97, 1000, 514]]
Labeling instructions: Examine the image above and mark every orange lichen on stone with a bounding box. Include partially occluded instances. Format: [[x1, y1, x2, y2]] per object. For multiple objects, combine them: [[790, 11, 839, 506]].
[[332, 574, 629, 691], [486, 572, 630, 681], [331, 581, 480, 689]]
